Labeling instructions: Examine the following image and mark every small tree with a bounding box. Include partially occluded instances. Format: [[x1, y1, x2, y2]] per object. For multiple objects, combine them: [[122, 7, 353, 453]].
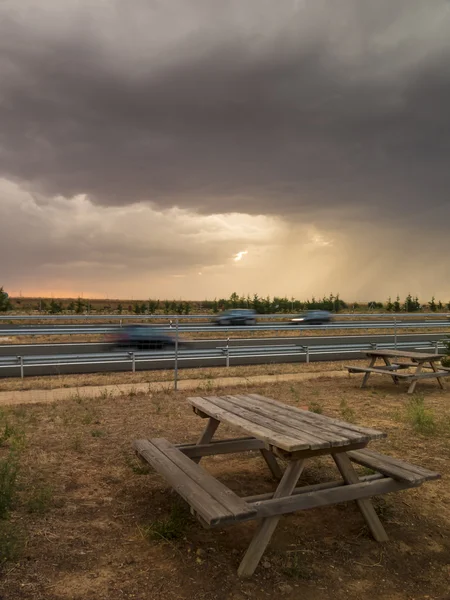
[[117, 303, 123, 314], [393, 295, 401, 312], [75, 297, 84, 314], [49, 299, 63, 314], [428, 296, 437, 312], [0, 287, 11, 312]]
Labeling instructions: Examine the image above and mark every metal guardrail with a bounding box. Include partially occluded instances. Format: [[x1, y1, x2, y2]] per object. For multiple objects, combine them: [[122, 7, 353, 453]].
[[1, 321, 450, 336], [0, 339, 445, 379], [0, 312, 449, 321]]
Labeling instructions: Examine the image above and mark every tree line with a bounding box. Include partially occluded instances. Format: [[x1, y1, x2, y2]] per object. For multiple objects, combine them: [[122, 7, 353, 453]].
[[1, 287, 450, 314]]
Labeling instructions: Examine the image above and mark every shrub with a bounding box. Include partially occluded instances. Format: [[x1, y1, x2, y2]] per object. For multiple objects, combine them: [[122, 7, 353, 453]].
[[406, 397, 436, 435]]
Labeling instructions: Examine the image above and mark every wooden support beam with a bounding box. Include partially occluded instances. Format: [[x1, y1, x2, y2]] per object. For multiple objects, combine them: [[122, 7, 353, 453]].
[[237, 460, 305, 577], [333, 452, 389, 542]]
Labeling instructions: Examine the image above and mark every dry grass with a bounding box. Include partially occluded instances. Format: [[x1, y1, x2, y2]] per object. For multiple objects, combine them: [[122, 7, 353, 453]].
[[0, 360, 361, 392], [0, 325, 448, 346], [0, 376, 449, 600]]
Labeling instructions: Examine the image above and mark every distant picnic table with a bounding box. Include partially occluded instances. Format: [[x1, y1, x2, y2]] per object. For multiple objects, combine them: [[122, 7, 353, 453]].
[[133, 393, 439, 577], [347, 349, 450, 393]]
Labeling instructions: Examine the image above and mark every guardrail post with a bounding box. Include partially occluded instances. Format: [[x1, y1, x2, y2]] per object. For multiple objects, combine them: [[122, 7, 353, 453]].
[[305, 346, 310, 364], [119, 319, 123, 328], [131, 352, 136, 373], [435, 341, 439, 353], [226, 337, 230, 368], [18, 355, 24, 379], [174, 318, 179, 390], [394, 317, 397, 349]]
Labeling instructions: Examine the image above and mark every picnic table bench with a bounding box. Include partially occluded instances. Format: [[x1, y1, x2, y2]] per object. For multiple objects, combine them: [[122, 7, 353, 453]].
[[133, 393, 440, 577], [347, 349, 450, 393]]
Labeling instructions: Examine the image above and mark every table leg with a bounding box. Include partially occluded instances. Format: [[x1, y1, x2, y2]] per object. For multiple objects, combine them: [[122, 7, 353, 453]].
[[430, 361, 445, 389], [237, 459, 305, 577], [407, 363, 423, 395], [382, 357, 399, 385], [192, 417, 220, 464], [362, 356, 377, 388], [260, 448, 283, 480], [333, 452, 388, 542]]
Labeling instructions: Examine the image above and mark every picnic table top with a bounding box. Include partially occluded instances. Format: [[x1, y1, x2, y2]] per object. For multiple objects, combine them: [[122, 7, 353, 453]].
[[365, 349, 442, 361], [188, 393, 386, 453]]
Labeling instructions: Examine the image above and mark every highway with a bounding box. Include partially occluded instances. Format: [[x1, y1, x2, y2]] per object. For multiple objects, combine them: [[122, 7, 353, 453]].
[[0, 332, 445, 356], [0, 320, 449, 336]]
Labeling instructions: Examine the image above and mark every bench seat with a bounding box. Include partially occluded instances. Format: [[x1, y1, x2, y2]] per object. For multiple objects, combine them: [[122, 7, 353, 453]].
[[346, 366, 413, 377], [347, 448, 441, 485], [133, 438, 256, 527]]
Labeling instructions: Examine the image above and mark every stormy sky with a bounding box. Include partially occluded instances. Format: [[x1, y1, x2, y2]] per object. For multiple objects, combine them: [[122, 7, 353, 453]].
[[1, 0, 449, 300]]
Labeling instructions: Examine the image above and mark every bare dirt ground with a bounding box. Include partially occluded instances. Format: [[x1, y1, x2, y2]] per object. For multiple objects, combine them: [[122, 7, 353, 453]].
[[1, 374, 449, 600]]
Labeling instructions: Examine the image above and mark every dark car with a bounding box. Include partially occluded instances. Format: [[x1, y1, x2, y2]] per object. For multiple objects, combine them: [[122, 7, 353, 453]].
[[108, 325, 184, 351], [290, 310, 332, 325], [212, 309, 257, 326]]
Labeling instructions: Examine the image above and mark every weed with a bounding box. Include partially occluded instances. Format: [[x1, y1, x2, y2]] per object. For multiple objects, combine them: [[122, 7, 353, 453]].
[[0, 520, 24, 564], [143, 502, 190, 541], [372, 496, 393, 519], [26, 485, 53, 514], [91, 429, 106, 438], [82, 412, 94, 425], [71, 435, 83, 453], [124, 451, 151, 474], [406, 397, 436, 435], [0, 420, 16, 447], [0, 452, 18, 518], [308, 401, 323, 414], [202, 379, 214, 392], [282, 552, 314, 580], [339, 399, 355, 423]]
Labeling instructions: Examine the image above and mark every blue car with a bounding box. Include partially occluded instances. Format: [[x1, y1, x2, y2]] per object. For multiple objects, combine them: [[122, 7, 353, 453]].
[[108, 326, 184, 351]]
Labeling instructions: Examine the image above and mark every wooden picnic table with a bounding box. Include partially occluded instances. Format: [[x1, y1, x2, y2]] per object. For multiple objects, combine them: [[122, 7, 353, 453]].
[[347, 349, 450, 393], [133, 393, 440, 577]]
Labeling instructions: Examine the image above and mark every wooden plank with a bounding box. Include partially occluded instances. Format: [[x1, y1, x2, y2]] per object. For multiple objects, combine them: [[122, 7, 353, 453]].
[[365, 350, 441, 361], [152, 439, 256, 520], [260, 448, 283, 480], [193, 416, 220, 464], [244, 473, 384, 502], [204, 395, 331, 450], [237, 460, 305, 577], [252, 477, 410, 519], [348, 449, 441, 481], [407, 370, 450, 380], [177, 437, 265, 458], [242, 396, 369, 444], [247, 394, 386, 440], [347, 366, 413, 378], [229, 394, 364, 446], [188, 396, 310, 452], [222, 394, 349, 447], [362, 355, 377, 387], [271, 441, 368, 461], [430, 360, 445, 389], [246, 393, 386, 440], [133, 439, 233, 526], [333, 452, 388, 542]]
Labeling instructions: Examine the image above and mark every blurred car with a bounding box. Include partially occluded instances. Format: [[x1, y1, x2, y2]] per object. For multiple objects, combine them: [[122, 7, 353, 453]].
[[290, 310, 332, 325], [212, 309, 257, 326], [108, 325, 184, 351]]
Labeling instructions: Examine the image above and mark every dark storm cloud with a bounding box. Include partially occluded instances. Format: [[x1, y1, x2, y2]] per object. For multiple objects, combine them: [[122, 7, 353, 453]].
[[1, 0, 450, 226]]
